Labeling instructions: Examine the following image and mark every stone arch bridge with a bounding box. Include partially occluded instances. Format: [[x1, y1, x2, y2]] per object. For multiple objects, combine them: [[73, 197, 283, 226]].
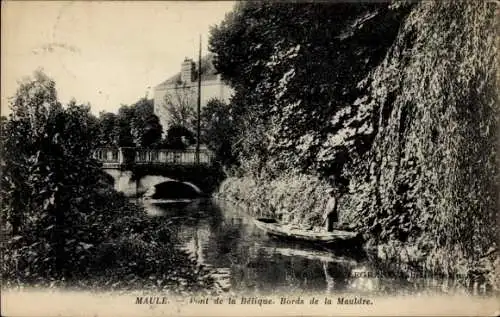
[[94, 147, 223, 197]]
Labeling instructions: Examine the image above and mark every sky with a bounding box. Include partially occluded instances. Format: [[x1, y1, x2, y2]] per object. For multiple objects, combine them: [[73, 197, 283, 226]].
[[1, 1, 235, 116]]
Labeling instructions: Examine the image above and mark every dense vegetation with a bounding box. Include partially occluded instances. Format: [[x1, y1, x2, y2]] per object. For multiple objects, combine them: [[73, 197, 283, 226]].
[[1, 0, 497, 294], [201, 98, 237, 166], [96, 94, 231, 153], [161, 94, 237, 162], [210, 1, 411, 177], [0, 71, 216, 293], [211, 1, 498, 288], [97, 98, 163, 148]]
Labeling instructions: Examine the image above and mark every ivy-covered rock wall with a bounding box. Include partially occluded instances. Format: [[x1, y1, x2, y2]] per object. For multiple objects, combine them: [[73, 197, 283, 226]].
[[212, 0, 498, 284]]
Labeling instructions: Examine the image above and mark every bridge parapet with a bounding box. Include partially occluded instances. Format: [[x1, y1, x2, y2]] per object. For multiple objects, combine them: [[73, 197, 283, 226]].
[[94, 147, 214, 169]]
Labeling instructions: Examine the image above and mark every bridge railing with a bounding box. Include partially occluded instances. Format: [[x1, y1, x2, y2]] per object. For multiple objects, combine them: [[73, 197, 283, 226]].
[[93, 147, 214, 167], [93, 147, 121, 163]]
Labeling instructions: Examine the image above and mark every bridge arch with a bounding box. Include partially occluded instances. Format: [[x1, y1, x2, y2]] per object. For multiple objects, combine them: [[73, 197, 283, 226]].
[[103, 165, 222, 198], [144, 180, 204, 200], [182, 181, 203, 194]]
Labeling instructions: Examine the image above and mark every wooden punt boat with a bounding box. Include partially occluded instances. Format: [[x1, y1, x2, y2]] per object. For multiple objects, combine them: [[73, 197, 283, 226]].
[[254, 218, 363, 247]]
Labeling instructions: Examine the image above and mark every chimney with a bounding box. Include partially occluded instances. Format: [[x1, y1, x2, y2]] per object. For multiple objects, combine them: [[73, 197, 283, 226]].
[[181, 58, 195, 83]]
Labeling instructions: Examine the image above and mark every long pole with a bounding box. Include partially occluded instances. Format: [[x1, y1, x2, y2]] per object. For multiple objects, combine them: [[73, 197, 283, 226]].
[[196, 34, 201, 164]]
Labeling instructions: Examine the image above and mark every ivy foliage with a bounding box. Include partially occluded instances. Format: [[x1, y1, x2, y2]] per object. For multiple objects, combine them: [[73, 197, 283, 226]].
[[351, 0, 498, 254], [210, 0, 498, 266], [209, 1, 412, 175]]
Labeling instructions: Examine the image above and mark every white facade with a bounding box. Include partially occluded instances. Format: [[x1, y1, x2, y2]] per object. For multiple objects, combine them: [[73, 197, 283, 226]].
[[153, 56, 234, 134]]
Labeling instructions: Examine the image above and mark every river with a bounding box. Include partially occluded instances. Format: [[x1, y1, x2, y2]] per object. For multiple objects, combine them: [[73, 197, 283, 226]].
[[140, 197, 491, 296]]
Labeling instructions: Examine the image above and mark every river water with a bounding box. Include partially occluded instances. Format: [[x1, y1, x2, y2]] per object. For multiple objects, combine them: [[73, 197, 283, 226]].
[[140, 198, 490, 296]]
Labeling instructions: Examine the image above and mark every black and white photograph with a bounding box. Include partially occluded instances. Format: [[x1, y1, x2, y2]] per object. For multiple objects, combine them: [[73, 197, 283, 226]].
[[1, 1, 499, 316]]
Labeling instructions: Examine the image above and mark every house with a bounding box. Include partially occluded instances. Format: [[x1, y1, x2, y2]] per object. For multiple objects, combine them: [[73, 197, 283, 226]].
[[153, 53, 234, 134]]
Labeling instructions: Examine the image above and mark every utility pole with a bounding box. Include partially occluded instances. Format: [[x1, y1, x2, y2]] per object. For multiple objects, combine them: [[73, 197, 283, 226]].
[[196, 35, 202, 164]]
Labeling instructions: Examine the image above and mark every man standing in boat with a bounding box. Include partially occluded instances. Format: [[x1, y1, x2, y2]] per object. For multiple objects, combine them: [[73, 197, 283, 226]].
[[322, 188, 338, 232]]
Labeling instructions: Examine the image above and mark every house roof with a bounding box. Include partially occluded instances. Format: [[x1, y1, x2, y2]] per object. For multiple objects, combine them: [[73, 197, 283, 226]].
[[155, 53, 219, 90]]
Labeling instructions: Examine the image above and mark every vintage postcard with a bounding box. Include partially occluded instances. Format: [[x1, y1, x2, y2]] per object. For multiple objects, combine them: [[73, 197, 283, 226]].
[[1, 1, 499, 316]]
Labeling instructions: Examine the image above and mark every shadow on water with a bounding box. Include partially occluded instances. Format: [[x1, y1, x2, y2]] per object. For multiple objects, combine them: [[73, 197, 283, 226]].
[[138, 198, 493, 296]]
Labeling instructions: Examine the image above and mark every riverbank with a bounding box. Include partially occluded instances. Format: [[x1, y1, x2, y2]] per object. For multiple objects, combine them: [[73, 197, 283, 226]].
[[214, 174, 499, 293], [1, 188, 220, 295]]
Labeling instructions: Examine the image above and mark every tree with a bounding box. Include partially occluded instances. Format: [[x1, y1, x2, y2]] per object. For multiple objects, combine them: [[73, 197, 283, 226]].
[[1, 70, 109, 278], [209, 2, 411, 174], [201, 98, 237, 165], [114, 105, 135, 147], [97, 112, 118, 146], [96, 99, 163, 148], [164, 125, 195, 150], [163, 83, 197, 133], [0, 115, 8, 160], [130, 98, 163, 148]]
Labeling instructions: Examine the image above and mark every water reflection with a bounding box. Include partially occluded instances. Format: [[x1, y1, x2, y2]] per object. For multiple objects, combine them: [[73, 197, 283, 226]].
[[139, 198, 491, 296]]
